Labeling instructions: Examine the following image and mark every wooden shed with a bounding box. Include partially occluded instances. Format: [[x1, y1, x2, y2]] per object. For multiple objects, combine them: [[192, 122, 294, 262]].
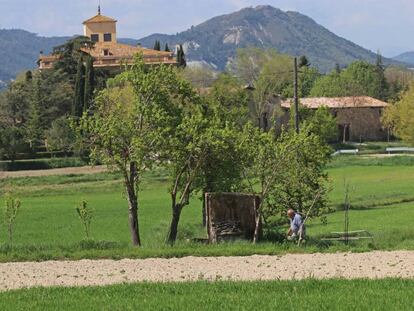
[[205, 192, 261, 243]]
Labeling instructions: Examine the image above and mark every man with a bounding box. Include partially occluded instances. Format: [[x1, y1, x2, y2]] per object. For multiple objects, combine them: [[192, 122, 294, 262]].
[[287, 209, 305, 241]]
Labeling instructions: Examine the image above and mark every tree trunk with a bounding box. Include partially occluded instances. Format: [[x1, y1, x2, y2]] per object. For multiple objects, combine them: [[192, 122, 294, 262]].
[[126, 161, 141, 246], [252, 198, 262, 244], [127, 200, 141, 246], [167, 204, 182, 245], [202, 194, 207, 227]]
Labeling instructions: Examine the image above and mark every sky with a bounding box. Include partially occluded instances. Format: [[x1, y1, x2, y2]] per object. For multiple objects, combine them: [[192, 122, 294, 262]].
[[0, 0, 413, 57]]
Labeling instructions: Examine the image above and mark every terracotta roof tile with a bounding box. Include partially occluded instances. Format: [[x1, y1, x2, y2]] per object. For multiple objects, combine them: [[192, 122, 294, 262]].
[[83, 14, 117, 24], [281, 96, 388, 109], [81, 42, 173, 58]]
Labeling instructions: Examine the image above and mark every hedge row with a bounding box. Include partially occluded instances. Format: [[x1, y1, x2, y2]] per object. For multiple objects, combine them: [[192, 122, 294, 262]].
[[0, 157, 89, 172]]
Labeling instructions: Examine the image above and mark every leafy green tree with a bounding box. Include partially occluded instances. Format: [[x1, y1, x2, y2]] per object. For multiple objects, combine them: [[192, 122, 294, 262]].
[[80, 57, 196, 246], [164, 43, 170, 52], [0, 80, 30, 160], [382, 83, 414, 145], [385, 66, 414, 102], [244, 126, 331, 242], [310, 60, 390, 100], [231, 48, 293, 129], [304, 106, 338, 143], [45, 116, 76, 155]]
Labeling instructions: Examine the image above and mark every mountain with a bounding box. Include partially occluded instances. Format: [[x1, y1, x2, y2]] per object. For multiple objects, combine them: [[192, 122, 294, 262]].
[[393, 52, 414, 65], [0, 5, 404, 87], [0, 29, 70, 86], [139, 5, 397, 72]]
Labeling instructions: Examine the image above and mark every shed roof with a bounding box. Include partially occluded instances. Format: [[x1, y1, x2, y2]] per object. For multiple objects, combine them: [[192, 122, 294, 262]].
[[281, 96, 388, 109]]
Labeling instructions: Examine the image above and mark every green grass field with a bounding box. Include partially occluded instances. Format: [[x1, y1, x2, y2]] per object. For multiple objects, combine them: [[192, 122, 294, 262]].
[[0, 279, 413, 311], [0, 156, 413, 261]]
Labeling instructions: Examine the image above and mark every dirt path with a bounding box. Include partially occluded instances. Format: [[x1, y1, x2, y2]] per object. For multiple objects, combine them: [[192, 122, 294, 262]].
[[0, 166, 107, 179], [0, 251, 413, 291]]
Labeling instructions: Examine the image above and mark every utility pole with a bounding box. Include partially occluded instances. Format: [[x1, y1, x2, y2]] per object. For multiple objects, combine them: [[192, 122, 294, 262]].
[[293, 57, 299, 134]]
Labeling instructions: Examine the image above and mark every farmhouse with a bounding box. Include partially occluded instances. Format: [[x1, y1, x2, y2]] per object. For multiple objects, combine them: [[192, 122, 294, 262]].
[[281, 96, 389, 142], [38, 7, 176, 70]]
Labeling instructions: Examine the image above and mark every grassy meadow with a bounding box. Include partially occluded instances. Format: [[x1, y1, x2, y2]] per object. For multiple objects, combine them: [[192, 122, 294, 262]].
[[0, 279, 413, 311], [0, 155, 413, 261]]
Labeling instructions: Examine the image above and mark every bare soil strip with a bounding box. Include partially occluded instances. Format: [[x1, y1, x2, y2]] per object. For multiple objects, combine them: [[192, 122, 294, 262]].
[[0, 166, 107, 179], [0, 251, 413, 291]]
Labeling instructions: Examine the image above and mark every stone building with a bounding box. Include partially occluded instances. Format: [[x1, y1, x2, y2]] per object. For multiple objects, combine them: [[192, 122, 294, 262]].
[[38, 7, 176, 70], [281, 96, 389, 142]]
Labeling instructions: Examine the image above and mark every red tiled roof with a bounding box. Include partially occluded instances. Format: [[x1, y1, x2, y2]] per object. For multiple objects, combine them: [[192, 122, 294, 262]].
[[82, 42, 173, 58], [281, 96, 388, 109], [83, 14, 117, 24]]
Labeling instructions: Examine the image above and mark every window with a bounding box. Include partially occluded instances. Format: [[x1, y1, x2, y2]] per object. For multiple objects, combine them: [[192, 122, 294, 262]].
[[104, 33, 112, 42], [103, 49, 110, 56], [91, 34, 99, 42]]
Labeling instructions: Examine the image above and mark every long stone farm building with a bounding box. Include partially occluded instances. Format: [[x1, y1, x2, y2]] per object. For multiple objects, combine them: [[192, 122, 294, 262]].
[[281, 96, 389, 142], [38, 7, 176, 70]]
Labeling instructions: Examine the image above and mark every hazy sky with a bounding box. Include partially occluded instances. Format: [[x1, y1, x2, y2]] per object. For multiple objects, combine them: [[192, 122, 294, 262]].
[[0, 0, 412, 57]]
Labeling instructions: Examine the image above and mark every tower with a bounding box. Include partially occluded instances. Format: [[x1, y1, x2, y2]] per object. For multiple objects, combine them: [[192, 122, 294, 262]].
[[82, 6, 117, 43]]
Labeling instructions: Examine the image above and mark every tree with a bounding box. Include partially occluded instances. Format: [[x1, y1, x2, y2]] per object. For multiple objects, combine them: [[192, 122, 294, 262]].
[[382, 83, 414, 145], [45, 116, 76, 155], [303, 106, 338, 143], [73, 58, 85, 118], [80, 57, 196, 246], [164, 43, 170, 52], [385, 66, 414, 102], [4, 194, 21, 245], [25, 75, 44, 150], [53, 36, 94, 79], [243, 126, 331, 242], [164, 93, 248, 244], [0, 80, 30, 160], [83, 55, 95, 111], [176, 44, 187, 68], [153, 40, 161, 51], [310, 60, 390, 100], [180, 66, 217, 90], [298, 55, 310, 68]]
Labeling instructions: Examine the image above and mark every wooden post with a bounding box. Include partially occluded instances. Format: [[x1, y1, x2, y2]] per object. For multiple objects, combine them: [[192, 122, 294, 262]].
[[294, 57, 300, 134]]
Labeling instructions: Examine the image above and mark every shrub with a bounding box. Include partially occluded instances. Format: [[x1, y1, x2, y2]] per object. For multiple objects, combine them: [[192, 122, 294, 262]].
[[75, 200, 94, 239], [4, 194, 21, 245]]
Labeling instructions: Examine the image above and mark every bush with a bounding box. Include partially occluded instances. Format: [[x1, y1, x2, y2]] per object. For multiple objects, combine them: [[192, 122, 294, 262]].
[[0, 157, 88, 171]]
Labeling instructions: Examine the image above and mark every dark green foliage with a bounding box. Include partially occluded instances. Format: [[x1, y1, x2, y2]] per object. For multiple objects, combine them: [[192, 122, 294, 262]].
[[24, 71, 32, 81], [299, 55, 310, 67], [25, 76, 44, 150], [0, 157, 86, 171], [153, 40, 161, 51], [45, 116, 76, 154], [176, 44, 187, 68], [83, 56, 95, 111], [164, 43, 170, 52], [53, 36, 94, 79], [310, 60, 390, 100], [73, 58, 85, 118]]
